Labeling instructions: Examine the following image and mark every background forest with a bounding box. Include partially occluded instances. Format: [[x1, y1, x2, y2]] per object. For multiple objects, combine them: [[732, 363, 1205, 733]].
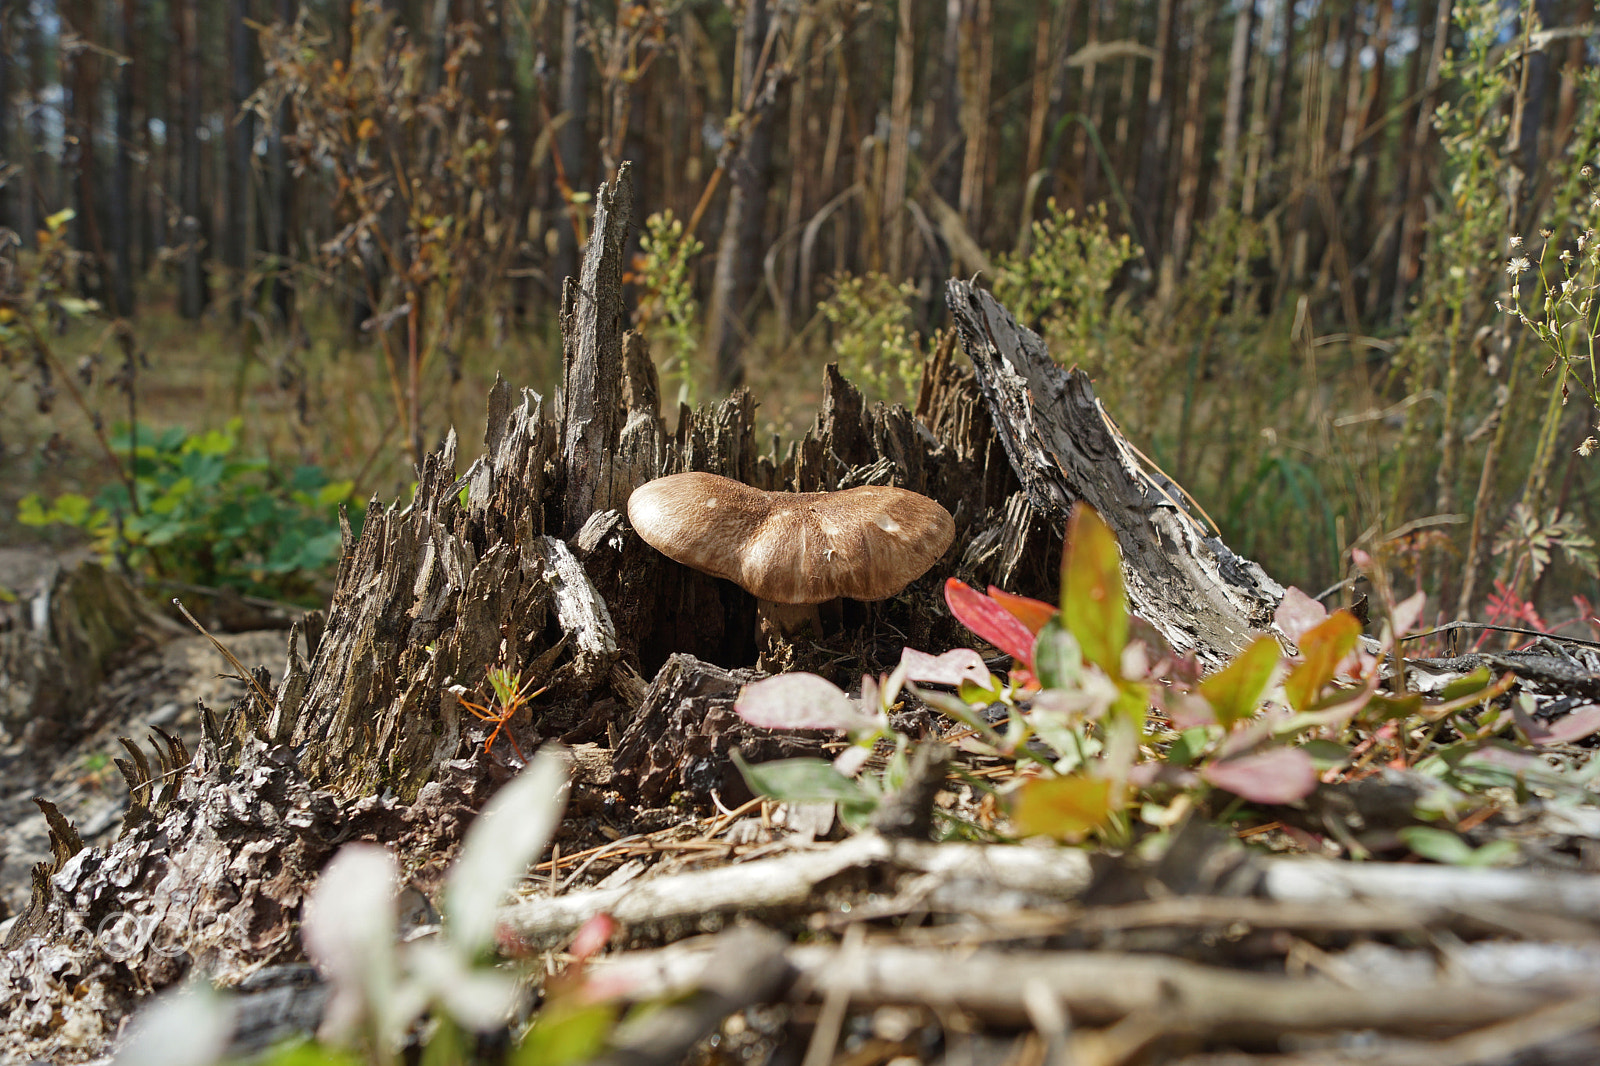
[[2, 0, 1600, 630]]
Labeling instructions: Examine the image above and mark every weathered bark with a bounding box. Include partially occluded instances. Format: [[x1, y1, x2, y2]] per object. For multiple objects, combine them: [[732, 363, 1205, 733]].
[[945, 280, 1283, 664], [561, 162, 633, 538], [0, 562, 182, 749]]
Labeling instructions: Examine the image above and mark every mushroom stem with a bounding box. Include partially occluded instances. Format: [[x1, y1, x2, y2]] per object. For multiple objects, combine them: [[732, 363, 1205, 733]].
[[756, 599, 824, 644]]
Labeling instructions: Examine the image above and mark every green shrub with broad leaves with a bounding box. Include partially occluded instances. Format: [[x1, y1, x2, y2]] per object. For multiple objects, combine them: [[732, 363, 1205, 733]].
[[18, 419, 357, 603]]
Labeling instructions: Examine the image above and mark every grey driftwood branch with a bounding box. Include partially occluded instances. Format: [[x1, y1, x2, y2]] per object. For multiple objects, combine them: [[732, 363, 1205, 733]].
[[588, 932, 1588, 1039]]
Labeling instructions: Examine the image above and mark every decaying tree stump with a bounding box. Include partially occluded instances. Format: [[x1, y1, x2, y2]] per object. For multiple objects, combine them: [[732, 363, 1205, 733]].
[[0, 167, 1293, 1061]]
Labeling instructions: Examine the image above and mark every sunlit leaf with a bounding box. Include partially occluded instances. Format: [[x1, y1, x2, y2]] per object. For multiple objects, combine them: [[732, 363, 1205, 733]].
[[986, 586, 1059, 634], [1514, 703, 1600, 746], [1437, 666, 1494, 703], [734, 673, 878, 732], [1273, 586, 1327, 644], [1031, 616, 1083, 691], [446, 747, 569, 958], [1010, 773, 1116, 840], [514, 1002, 619, 1066], [1061, 504, 1128, 677], [945, 578, 1037, 666], [1165, 727, 1211, 767], [1201, 746, 1318, 803], [1283, 610, 1362, 711], [1197, 636, 1281, 730], [1389, 590, 1427, 641], [1399, 826, 1517, 867], [733, 753, 876, 813], [898, 647, 991, 688], [112, 981, 236, 1066]]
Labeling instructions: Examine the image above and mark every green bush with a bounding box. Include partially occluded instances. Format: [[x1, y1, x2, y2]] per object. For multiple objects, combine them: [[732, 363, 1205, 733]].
[[18, 419, 357, 603]]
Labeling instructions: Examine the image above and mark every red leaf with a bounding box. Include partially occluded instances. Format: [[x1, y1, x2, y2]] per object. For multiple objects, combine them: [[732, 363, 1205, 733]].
[[986, 587, 1059, 635], [945, 578, 1037, 667], [1202, 747, 1319, 804]]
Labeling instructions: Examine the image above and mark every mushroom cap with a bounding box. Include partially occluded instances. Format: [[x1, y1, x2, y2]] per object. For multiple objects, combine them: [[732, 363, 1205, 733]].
[[627, 472, 955, 604]]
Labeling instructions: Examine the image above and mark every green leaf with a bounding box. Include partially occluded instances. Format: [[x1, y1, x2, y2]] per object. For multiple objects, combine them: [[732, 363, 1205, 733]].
[[1283, 610, 1361, 711], [17, 494, 50, 526], [733, 753, 875, 810], [1399, 826, 1517, 867], [1061, 504, 1128, 677], [1010, 773, 1116, 840], [56, 296, 100, 316], [515, 1002, 618, 1066], [1031, 616, 1083, 691], [1166, 727, 1211, 767], [1198, 636, 1281, 729], [1437, 666, 1494, 702]]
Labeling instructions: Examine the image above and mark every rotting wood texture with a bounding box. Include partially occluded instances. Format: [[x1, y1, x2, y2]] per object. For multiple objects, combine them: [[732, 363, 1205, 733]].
[[947, 279, 1285, 665]]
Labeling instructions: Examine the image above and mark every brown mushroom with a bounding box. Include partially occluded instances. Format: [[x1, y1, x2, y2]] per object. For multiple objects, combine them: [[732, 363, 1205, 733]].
[[627, 472, 955, 647]]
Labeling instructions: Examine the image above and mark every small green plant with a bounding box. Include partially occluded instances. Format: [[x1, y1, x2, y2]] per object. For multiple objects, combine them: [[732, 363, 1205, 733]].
[[992, 200, 1140, 366], [815, 272, 922, 405], [633, 210, 705, 408], [734, 504, 1521, 851], [18, 419, 356, 603]]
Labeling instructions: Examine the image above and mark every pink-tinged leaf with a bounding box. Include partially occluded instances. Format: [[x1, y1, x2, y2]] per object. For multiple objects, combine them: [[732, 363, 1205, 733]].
[[1010, 773, 1117, 840], [1274, 587, 1328, 644], [833, 746, 872, 776], [987, 587, 1059, 635], [1062, 504, 1129, 677], [1202, 747, 1319, 804], [1165, 692, 1216, 729], [735, 673, 876, 732], [898, 647, 991, 688], [567, 913, 616, 962], [1390, 590, 1427, 641], [1198, 636, 1282, 730], [1283, 610, 1362, 712], [1513, 703, 1600, 746], [945, 578, 1037, 666]]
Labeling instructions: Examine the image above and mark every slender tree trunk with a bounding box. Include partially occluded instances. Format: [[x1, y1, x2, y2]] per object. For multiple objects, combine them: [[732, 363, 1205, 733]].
[[110, 0, 136, 317], [705, 0, 776, 392], [1169, 0, 1214, 274], [69, 0, 116, 310], [266, 0, 298, 327], [1216, 0, 1252, 205], [1135, 0, 1175, 268], [553, 0, 589, 292], [928, 0, 963, 209], [957, 0, 993, 235], [883, 0, 914, 277], [177, 0, 208, 319], [1389, 0, 1450, 322], [0, 0, 11, 236], [225, 0, 254, 322]]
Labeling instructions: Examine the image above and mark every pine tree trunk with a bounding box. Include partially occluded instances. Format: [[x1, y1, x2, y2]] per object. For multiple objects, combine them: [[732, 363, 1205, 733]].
[[705, 0, 777, 392]]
